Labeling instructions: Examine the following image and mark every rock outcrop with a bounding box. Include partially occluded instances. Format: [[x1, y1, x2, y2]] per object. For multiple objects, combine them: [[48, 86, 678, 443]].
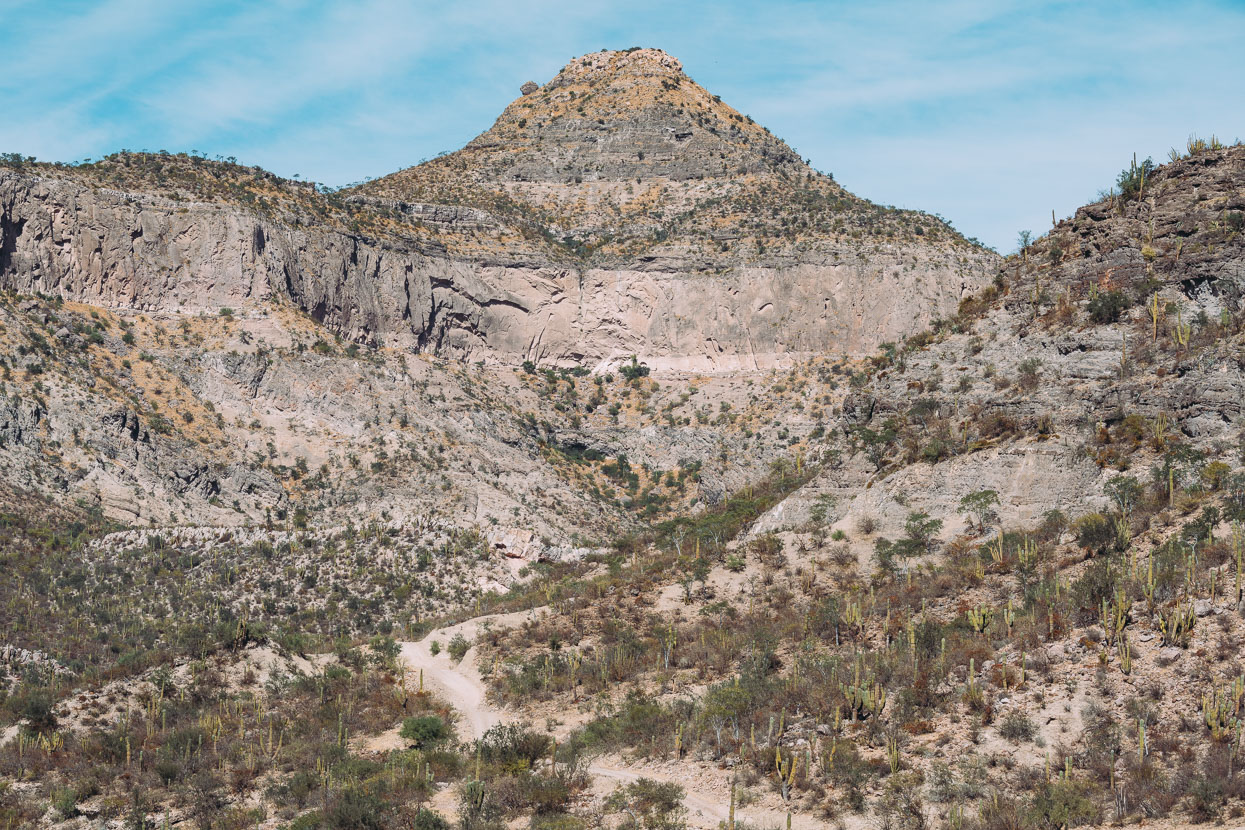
[[1038, 145, 1245, 295]]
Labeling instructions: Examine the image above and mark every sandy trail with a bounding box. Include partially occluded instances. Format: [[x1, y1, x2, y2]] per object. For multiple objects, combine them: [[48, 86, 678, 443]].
[[398, 610, 528, 741], [399, 611, 836, 830]]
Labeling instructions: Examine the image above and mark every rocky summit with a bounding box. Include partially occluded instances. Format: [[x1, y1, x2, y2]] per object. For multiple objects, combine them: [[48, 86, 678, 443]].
[[3, 48, 1245, 830]]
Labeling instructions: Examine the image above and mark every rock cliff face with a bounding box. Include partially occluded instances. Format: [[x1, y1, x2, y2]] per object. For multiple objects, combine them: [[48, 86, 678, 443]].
[[0, 49, 997, 369]]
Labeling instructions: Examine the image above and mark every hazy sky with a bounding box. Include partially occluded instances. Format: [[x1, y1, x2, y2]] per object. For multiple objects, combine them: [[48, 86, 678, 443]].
[[2, 0, 1242, 251]]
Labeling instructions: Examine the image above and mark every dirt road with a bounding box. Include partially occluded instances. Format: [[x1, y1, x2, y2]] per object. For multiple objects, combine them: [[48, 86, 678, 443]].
[[399, 612, 837, 830]]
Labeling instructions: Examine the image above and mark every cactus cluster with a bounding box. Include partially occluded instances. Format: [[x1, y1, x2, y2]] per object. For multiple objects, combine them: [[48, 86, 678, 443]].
[[967, 604, 993, 634], [840, 661, 887, 721], [1158, 600, 1196, 647]]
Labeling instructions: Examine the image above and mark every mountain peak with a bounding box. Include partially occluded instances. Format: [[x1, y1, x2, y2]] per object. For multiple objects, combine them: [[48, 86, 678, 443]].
[[355, 50, 977, 261], [460, 47, 795, 179]]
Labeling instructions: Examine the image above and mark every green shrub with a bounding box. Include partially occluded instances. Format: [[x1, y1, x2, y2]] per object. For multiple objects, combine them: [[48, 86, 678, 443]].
[[529, 814, 587, 830], [1087, 290, 1129, 324], [457, 779, 503, 830], [619, 356, 650, 381], [605, 778, 686, 829], [368, 634, 400, 668], [1027, 780, 1101, 828], [16, 687, 57, 730], [287, 812, 323, 830], [411, 808, 451, 830], [400, 715, 450, 749], [448, 632, 470, 662], [514, 774, 573, 816], [1072, 558, 1121, 619], [1116, 156, 1155, 201], [51, 787, 77, 819], [154, 756, 182, 785], [1071, 512, 1116, 555], [324, 788, 386, 830], [477, 724, 553, 774]]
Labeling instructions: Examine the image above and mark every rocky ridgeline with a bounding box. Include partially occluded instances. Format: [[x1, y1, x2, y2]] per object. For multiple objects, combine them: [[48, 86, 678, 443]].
[[1, 49, 996, 370], [1016, 144, 1245, 298]]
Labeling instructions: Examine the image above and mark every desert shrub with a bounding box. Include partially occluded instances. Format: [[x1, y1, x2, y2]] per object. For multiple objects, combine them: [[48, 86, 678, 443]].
[[529, 815, 587, 830], [998, 711, 1036, 742], [411, 808, 451, 830], [154, 756, 182, 785], [476, 724, 553, 774], [1187, 775, 1225, 822], [1071, 559, 1121, 622], [1027, 780, 1100, 828], [401, 715, 450, 749], [492, 773, 573, 817], [749, 533, 785, 568], [458, 779, 504, 830], [1087, 290, 1129, 324], [978, 411, 1018, 439], [324, 788, 386, 830], [979, 793, 1025, 830], [619, 356, 650, 381], [448, 633, 471, 662], [1188, 743, 1245, 821], [368, 634, 400, 668], [1015, 363, 1041, 396], [926, 761, 957, 802], [269, 769, 319, 808], [51, 787, 77, 819], [875, 772, 928, 830], [604, 778, 686, 829], [904, 511, 942, 552], [1116, 156, 1156, 201], [13, 687, 57, 730], [1071, 512, 1116, 555], [566, 694, 679, 757], [1122, 758, 1178, 818]]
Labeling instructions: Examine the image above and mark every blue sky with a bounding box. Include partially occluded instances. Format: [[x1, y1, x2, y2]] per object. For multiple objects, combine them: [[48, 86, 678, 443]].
[[2, 0, 1242, 252]]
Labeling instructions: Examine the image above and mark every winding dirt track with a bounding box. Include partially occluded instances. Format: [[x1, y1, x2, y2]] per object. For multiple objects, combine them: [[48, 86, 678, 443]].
[[399, 612, 832, 829]]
